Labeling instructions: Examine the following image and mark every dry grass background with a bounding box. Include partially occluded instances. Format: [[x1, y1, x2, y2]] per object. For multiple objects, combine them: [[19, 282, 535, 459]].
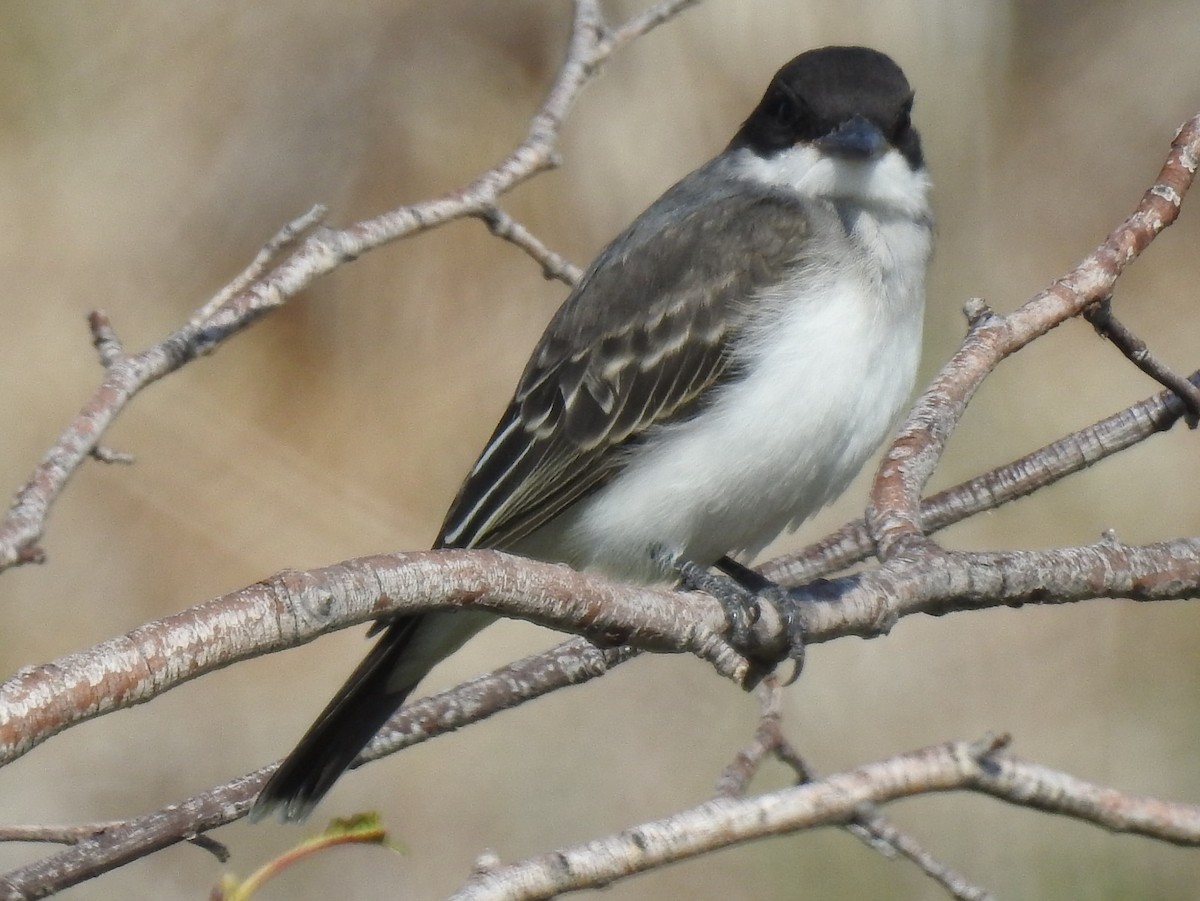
[[1, 1, 1199, 898]]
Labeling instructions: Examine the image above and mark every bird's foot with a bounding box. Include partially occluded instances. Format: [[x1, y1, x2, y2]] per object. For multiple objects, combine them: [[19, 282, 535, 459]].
[[668, 552, 806, 687]]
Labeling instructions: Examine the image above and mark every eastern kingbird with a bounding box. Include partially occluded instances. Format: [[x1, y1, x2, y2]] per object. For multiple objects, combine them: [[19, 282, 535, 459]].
[[253, 45, 933, 822]]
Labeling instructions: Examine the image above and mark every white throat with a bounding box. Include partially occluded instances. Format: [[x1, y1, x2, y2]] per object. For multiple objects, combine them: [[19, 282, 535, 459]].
[[733, 143, 932, 220]]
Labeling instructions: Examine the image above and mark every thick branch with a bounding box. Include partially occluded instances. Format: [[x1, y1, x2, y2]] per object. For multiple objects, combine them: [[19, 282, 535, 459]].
[[447, 739, 1200, 900], [0, 550, 733, 768], [6, 530, 1198, 773], [798, 534, 1200, 642]]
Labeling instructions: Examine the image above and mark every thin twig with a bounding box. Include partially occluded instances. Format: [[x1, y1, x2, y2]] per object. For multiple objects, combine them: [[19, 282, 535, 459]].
[[0, 0, 701, 574], [600, 0, 703, 47], [477, 206, 582, 285], [717, 680, 992, 901], [1084, 295, 1200, 427], [714, 676, 811, 796], [852, 811, 995, 901], [88, 446, 134, 465], [86, 311, 123, 367], [0, 205, 330, 573], [187, 203, 326, 328]]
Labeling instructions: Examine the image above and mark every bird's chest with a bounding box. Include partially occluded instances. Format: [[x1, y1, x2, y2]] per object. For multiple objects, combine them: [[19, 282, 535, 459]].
[[731, 210, 926, 451], [669, 211, 928, 549]]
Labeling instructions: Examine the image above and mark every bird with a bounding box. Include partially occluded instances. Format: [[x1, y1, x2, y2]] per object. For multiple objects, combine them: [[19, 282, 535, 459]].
[[252, 45, 933, 823]]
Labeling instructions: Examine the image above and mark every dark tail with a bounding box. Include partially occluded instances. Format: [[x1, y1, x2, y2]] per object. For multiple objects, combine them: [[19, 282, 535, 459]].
[[250, 608, 495, 823], [250, 616, 424, 823]]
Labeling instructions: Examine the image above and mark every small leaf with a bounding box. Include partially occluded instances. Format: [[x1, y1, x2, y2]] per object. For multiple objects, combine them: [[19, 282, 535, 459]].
[[214, 812, 403, 900]]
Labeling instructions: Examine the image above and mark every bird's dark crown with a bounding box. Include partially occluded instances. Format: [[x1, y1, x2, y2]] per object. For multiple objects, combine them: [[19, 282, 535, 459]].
[[729, 45, 923, 169]]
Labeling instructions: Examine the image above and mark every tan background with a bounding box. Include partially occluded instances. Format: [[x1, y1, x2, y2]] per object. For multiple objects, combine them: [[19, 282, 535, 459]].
[[2, 1, 1200, 898]]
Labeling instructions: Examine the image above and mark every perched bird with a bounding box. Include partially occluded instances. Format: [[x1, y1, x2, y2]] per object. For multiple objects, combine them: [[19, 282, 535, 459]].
[[253, 45, 933, 822]]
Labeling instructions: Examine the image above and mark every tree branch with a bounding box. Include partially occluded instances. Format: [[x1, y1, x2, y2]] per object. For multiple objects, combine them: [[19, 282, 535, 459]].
[[761, 365, 1199, 585], [476, 206, 582, 286], [0, 0, 701, 573], [0, 207, 328, 572], [0, 550, 733, 769], [446, 737, 1200, 900], [0, 639, 634, 897], [716, 679, 993, 901], [1084, 295, 1200, 426], [796, 533, 1200, 643], [868, 115, 1200, 558], [6, 528, 1198, 774], [3, 6, 1198, 899]]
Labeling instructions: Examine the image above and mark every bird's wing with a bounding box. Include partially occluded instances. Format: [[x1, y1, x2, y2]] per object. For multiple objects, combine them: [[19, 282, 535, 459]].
[[435, 184, 813, 550]]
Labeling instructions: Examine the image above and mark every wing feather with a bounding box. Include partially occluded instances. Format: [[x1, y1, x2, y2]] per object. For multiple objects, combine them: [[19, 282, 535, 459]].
[[435, 180, 812, 551]]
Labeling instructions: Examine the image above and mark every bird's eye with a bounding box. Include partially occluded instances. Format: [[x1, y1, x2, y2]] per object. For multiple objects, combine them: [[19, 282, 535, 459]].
[[892, 99, 914, 140], [767, 90, 795, 127]]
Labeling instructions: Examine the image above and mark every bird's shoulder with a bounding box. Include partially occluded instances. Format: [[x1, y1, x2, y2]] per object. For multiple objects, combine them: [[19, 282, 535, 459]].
[[515, 169, 819, 427]]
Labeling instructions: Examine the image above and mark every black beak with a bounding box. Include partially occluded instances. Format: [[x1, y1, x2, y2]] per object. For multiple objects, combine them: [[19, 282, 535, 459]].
[[816, 115, 887, 160]]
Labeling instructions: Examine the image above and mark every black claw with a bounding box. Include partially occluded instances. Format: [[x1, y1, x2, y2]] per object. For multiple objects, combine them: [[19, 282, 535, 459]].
[[782, 610, 807, 685]]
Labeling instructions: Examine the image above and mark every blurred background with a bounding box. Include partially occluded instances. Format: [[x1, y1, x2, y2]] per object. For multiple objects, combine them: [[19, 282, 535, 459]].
[[2, 1, 1199, 897]]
